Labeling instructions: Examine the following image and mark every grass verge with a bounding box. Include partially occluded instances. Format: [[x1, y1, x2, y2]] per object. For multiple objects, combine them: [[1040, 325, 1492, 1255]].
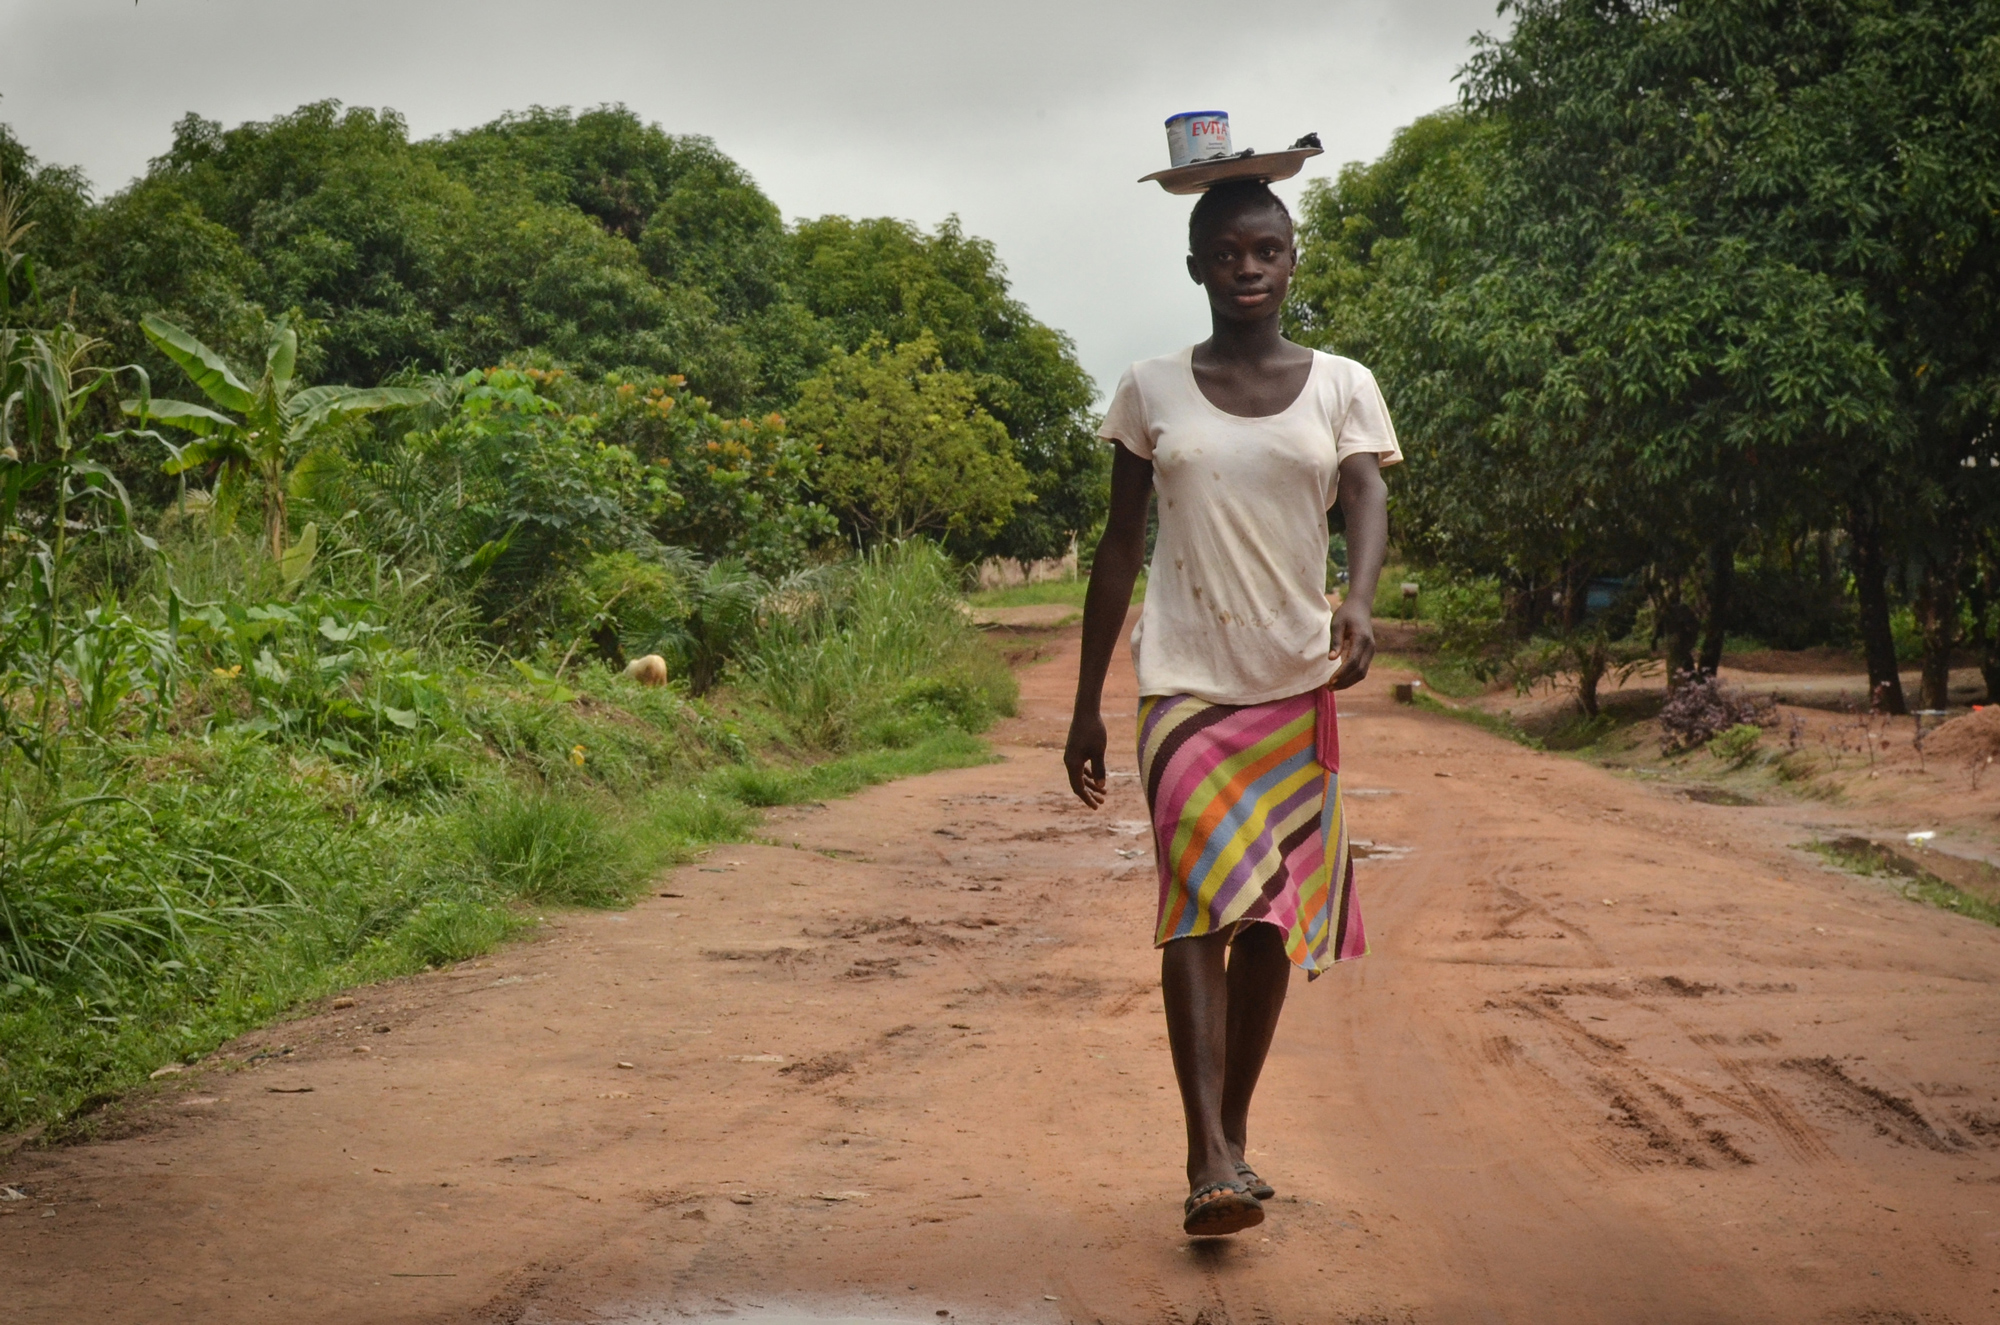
[[1383, 654, 1491, 700], [967, 572, 1145, 610], [1412, 691, 1545, 749], [0, 546, 1011, 1140], [713, 729, 995, 807], [1809, 838, 2000, 928]]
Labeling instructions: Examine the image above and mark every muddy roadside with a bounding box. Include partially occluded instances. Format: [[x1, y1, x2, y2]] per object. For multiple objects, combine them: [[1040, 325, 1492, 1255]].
[[1374, 621, 2000, 885]]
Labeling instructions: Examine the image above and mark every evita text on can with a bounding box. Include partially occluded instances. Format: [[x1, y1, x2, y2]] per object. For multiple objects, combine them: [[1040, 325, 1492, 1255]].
[[1164, 112, 1232, 168]]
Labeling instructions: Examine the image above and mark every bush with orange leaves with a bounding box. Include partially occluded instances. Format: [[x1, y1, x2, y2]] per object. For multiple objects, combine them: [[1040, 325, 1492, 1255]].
[[591, 370, 834, 572]]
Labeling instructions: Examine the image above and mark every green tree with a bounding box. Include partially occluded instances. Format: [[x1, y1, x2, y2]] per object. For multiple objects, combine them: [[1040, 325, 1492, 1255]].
[[0, 125, 91, 327], [1294, 6, 1956, 708], [555, 368, 834, 573], [1447, 0, 2000, 711], [1291, 111, 1648, 652], [791, 334, 1030, 543], [131, 313, 426, 556], [787, 215, 1104, 561], [61, 104, 710, 396], [8, 99, 1108, 561]]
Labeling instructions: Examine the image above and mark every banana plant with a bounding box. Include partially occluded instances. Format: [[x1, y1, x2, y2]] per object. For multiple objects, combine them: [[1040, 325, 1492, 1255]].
[[125, 314, 428, 558]]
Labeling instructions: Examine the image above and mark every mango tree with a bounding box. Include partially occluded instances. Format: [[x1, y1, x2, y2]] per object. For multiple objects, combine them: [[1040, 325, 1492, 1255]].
[[790, 332, 1030, 545]]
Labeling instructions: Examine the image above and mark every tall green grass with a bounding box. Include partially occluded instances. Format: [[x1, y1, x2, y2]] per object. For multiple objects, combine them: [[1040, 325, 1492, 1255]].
[[745, 541, 1017, 751], [0, 539, 1009, 1137]]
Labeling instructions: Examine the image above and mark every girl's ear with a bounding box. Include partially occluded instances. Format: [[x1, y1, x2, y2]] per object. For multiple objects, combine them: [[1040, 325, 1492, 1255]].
[[1186, 253, 1202, 284]]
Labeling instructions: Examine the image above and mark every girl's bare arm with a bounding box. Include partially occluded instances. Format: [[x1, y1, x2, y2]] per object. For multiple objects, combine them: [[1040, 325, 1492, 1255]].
[[1064, 445, 1153, 807], [1329, 452, 1387, 689]]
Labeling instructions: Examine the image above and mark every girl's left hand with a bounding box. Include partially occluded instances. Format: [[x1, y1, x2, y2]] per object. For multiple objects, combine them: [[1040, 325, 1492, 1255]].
[[1328, 600, 1376, 690]]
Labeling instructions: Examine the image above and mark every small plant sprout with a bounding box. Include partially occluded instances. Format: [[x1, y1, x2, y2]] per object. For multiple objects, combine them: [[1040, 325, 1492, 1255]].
[[1707, 724, 1764, 768]]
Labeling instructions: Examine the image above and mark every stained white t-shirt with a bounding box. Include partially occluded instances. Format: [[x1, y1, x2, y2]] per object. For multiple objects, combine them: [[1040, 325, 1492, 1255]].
[[1097, 347, 1403, 705]]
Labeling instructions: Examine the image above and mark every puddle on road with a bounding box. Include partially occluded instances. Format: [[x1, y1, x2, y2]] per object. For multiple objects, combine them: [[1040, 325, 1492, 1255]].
[[1351, 839, 1412, 861], [620, 1317, 1021, 1325], [1681, 786, 1758, 806], [609, 1305, 1050, 1324]]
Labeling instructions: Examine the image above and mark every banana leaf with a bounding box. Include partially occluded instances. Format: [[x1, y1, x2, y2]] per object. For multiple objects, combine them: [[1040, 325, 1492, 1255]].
[[284, 385, 429, 442], [160, 434, 252, 475], [121, 397, 238, 436], [266, 324, 298, 399], [139, 314, 255, 415]]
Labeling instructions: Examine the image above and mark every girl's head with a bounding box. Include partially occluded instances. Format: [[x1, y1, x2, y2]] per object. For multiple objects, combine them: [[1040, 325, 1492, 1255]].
[[1188, 180, 1293, 253], [1185, 181, 1297, 324]]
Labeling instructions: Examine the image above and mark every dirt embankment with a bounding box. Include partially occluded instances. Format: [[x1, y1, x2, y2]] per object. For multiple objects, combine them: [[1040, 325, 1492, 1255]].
[[1386, 628, 2000, 871], [8, 621, 2000, 1324]]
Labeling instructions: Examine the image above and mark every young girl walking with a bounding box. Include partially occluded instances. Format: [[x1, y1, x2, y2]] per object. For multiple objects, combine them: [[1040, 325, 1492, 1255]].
[[1063, 173, 1399, 1237]]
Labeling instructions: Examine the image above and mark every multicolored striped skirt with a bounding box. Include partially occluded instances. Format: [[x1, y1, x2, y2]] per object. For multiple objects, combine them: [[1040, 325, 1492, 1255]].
[[1137, 686, 1365, 976]]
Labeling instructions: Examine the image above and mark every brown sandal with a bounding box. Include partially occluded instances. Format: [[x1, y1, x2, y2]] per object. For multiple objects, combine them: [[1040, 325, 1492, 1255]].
[[1235, 1161, 1275, 1201], [1183, 1179, 1264, 1236]]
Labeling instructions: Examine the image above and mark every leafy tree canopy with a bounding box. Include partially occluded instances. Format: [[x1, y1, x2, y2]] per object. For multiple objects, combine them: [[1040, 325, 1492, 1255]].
[[791, 333, 1031, 544], [786, 214, 1105, 560], [4, 101, 1105, 561], [1290, 0, 2000, 709]]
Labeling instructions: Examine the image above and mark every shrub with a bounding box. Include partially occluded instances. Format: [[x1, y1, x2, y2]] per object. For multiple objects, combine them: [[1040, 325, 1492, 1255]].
[[393, 895, 522, 967], [1425, 575, 1513, 666], [1659, 673, 1775, 754]]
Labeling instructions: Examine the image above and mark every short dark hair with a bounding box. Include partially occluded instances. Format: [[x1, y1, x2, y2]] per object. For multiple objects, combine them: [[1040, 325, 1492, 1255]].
[[1188, 180, 1294, 252]]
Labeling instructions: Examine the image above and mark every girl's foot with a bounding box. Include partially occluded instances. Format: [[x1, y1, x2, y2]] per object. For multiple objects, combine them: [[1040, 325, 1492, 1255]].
[[1183, 1180, 1264, 1236], [1234, 1161, 1275, 1201]]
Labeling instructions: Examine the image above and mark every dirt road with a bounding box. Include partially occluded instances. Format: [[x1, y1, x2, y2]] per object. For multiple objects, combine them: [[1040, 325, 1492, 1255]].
[[10, 621, 2000, 1324]]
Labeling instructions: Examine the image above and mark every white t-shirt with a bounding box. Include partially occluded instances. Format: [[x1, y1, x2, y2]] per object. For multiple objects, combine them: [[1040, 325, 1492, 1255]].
[[1098, 346, 1403, 705]]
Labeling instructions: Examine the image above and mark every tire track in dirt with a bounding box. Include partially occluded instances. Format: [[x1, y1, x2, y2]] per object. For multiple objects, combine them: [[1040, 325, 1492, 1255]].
[[1782, 1057, 1971, 1154], [1497, 987, 1755, 1171]]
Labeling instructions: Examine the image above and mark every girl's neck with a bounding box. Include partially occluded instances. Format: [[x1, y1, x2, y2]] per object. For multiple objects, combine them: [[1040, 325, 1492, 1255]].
[[1203, 314, 1293, 364]]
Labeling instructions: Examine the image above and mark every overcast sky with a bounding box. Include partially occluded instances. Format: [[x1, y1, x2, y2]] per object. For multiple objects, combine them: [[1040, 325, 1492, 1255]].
[[0, 0, 1505, 398]]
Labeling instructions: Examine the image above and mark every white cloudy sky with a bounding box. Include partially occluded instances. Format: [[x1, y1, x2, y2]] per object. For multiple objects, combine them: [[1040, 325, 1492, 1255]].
[[0, 0, 1505, 397]]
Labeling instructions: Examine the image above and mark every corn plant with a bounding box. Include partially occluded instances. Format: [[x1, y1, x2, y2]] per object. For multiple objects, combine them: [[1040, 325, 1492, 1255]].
[[0, 325, 162, 766], [0, 182, 37, 325]]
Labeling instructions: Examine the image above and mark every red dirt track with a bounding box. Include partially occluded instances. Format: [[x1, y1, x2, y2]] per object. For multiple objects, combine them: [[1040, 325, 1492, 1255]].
[[8, 620, 2000, 1323]]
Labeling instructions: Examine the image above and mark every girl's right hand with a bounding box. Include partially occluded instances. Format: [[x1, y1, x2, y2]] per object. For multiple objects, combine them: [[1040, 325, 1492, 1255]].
[[1064, 710, 1109, 808]]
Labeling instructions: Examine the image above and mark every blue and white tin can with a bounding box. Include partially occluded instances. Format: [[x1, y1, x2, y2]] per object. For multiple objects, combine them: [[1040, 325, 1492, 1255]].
[[1164, 111, 1232, 168]]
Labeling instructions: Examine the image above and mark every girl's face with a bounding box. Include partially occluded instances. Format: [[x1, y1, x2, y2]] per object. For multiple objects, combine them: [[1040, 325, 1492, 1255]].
[[1186, 205, 1297, 325]]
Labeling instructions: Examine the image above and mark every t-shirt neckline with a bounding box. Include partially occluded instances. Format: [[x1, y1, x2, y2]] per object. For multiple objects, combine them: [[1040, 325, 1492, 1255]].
[[1183, 345, 1321, 422]]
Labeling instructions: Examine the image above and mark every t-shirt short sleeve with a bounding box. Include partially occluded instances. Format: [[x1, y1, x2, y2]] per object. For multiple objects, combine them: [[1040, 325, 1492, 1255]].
[[1334, 365, 1403, 468], [1097, 366, 1154, 460]]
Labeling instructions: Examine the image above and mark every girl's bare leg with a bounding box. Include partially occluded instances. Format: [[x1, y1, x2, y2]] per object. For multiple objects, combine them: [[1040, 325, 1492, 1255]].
[[1162, 923, 1290, 1190], [1222, 922, 1291, 1166]]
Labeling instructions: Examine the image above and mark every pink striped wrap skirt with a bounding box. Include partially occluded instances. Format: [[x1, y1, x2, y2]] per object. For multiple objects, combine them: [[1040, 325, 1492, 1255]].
[[1137, 685, 1365, 976]]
